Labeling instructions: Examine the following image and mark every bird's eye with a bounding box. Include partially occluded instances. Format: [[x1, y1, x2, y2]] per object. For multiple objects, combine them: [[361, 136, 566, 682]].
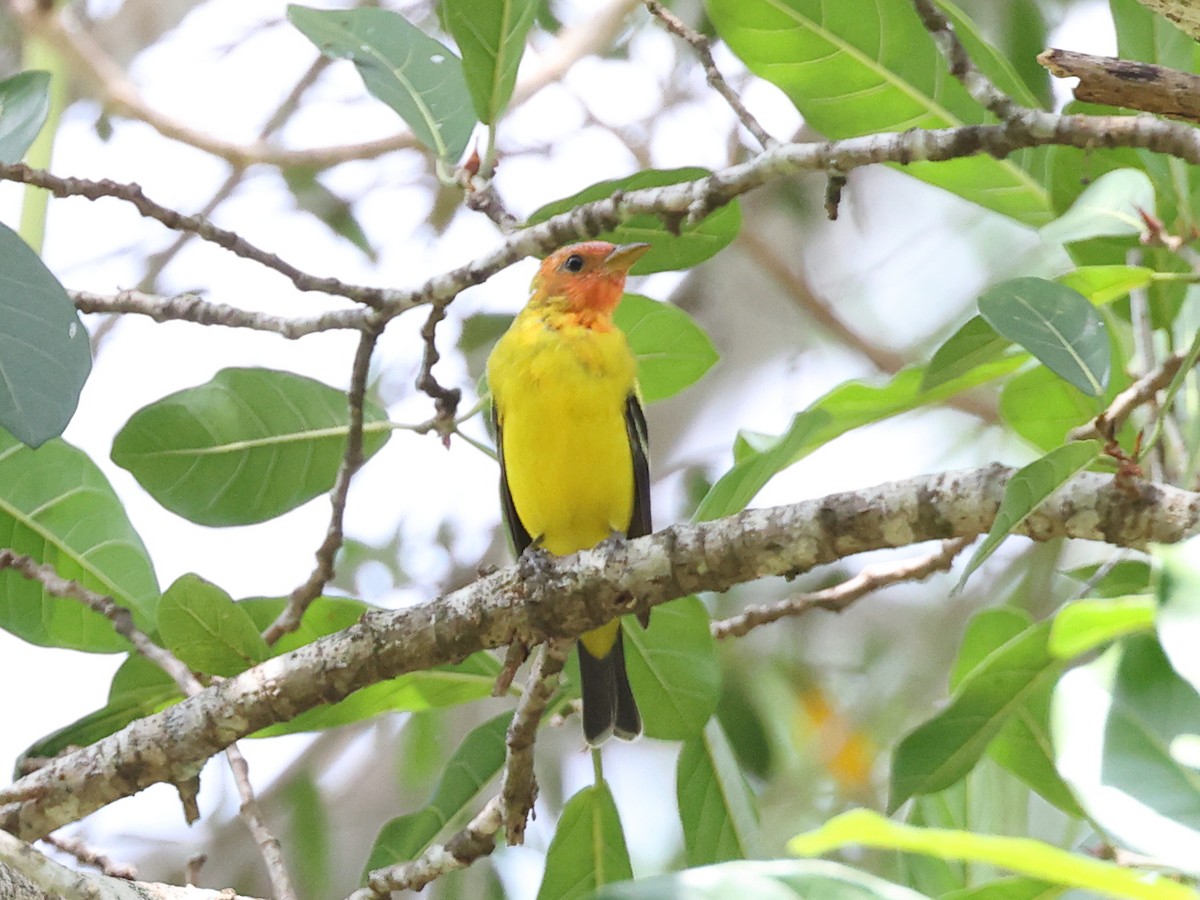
[[563, 254, 585, 273]]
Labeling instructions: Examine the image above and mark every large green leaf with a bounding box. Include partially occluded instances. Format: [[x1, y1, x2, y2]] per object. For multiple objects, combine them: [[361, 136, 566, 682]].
[[615, 294, 719, 402], [889, 620, 1061, 810], [1039, 169, 1154, 245], [111, 367, 392, 526], [527, 168, 741, 274], [364, 712, 510, 872], [678, 718, 761, 865], [1155, 541, 1200, 695], [538, 782, 633, 900], [790, 809, 1195, 899], [595, 859, 930, 899], [0, 221, 92, 447], [288, 5, 476, 161], [704, 0, 1051, 224], [939, 877, 1063, 900], [959, 441, 1102, 586], [1048, 595, 1155, 659], [978, 278, 1110, 397], [0, 434, 158, 651], [1056, 265, 1154, 306], [444, 0, 536, 124], [0, 71, 50, 163], [623, 596, 721, 741], [695, 356, 1024, 521], [1111, 0, 1199, 71], [156, 574, 269, 677], [1052, 635, 1200, 877]]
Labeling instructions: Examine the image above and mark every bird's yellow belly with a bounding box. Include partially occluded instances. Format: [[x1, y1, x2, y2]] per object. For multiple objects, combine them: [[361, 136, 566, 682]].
[[500, 378, 634, 556]]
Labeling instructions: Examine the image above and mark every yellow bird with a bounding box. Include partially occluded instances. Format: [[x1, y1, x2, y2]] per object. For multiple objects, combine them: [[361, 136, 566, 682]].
[[487, 240, 652, 744]]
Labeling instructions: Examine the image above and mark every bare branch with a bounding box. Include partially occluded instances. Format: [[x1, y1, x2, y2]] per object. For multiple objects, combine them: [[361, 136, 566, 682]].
[[0, 163, 390, 309], [264, 322, 384, 643], [222, 746, 296, 900], [1069, 347, 1197, 443], [910, 0, 1027, 121], [415, 303, 463, 440], [72, 290, 368, 338], [4, 464, 1196, 840], [352, 797, 504, 898], [643, 0, 777, 150], [712, 537, 971, 639], [501, 640, 570, 845], [40, 834, 136, 881], [1040, 49, 1200, 122]]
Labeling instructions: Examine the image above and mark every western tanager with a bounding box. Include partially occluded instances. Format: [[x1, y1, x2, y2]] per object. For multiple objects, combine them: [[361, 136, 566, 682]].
[[487, 241, 651, 744]]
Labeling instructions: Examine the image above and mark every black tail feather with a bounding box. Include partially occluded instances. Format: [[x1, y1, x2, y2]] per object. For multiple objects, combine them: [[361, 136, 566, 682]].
[[578, 627, 641, 745]]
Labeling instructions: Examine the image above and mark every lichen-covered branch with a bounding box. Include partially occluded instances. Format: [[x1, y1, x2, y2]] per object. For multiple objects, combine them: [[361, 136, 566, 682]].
[[2, 464, 1196, 841]]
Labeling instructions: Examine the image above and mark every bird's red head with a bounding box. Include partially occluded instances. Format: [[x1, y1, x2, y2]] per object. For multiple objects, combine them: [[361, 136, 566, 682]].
[[531, 241, 650, 326]]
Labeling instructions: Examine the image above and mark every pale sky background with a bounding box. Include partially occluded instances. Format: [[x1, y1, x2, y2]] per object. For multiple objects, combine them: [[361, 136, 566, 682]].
[[0, 0, 1116, 891]]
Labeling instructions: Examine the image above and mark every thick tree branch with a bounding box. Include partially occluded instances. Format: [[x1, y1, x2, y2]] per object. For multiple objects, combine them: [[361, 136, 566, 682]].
[[2, 465, 1196, 841]]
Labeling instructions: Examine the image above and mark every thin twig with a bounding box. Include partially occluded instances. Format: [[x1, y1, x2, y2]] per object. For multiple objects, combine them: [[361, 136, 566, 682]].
[[1068, 347, 1195, 442], [501, 640, 570, 845], [223, 744, 297, 900], [909, 0, 1026, 121], [711, 538, 971, 639], [416, 303, 463, 442], [643, 0, 777, 150], [264, 321, 384, 643], [0, 162, 389, 308], [73, 289, 369, 337], [41, 833, 137, 880], [351, 796, 504, 898]]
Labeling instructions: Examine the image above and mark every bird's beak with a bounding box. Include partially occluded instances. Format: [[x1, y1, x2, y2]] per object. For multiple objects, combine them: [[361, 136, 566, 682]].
[[601, 242, 651, 275]]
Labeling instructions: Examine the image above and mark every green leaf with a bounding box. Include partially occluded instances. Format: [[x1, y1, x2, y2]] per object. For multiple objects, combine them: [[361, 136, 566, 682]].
[[282, 773, 331, 897], [365, 712, 510, 872], [538, 782, 633, 900], [1111, 0, 1198, 73], [997, 365, 1103, 452], [889, 620, 1061, 811], [1048, 595, 1155, 659], [678, 718, 761, 865], [156, 574, 269, 677], [1052, 635, 1200, 877], [615, 294, 719, 402], [624, 596, 721, 741], [1040, 169, 1154, 245], [696, 356, 1024, 521], [1056, 265, 1154, 306], [704, 0, 1051, 224], [0, 71, 51, 163], [1064, 559, 1152, 598], [444, 0, 537, 123], [790, 809, 1194, 900], [527, 168, 741, 273], [0, 434, 159, 651], [595, 859, 930, 899], [112, 367, 392, 527], [0, 221, 92, 447], [287, 5, 475, 161], [1155, 541, 1200, 695], [254, 652, 501, 738], [978, 278, 1110, 396], [939, 878, 1063, 900], [950, 607, 1032, 691], [959, 441, 1102, 586], [921, 316, 1011, 392]]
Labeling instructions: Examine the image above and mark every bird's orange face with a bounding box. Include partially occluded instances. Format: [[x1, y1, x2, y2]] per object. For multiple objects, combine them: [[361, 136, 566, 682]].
[[533, 241, 650, 327]]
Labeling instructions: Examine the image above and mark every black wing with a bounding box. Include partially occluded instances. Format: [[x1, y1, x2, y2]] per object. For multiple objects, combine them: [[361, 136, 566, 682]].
[[626, 393, 651, 539], [494, 405, 533, 555]]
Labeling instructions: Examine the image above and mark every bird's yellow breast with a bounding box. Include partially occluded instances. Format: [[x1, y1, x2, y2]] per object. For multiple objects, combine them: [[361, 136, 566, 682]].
[[488, 309, 638, 556]]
